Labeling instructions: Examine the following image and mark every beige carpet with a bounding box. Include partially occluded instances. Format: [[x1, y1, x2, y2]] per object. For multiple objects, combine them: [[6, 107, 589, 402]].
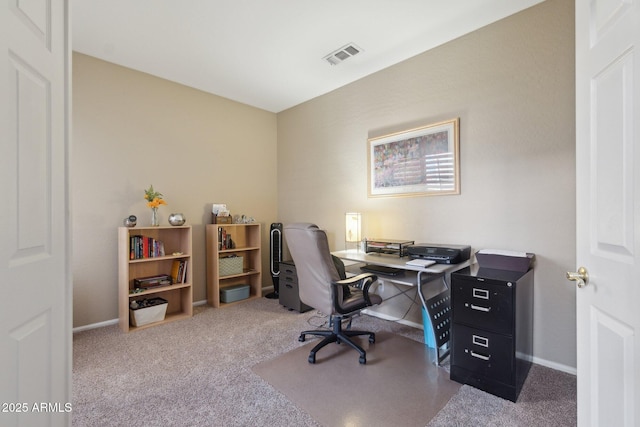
[[72, 299, 575, 426], [252, 331, 461, 427]]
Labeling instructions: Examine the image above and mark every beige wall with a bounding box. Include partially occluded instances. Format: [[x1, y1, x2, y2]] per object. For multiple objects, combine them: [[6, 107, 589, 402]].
[[277, 0, 576, 369], [72, 0, 576, 369], [72, 53, 278, 327]]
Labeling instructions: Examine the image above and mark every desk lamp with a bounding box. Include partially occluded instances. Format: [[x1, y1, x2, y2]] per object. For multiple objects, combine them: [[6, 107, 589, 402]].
[[345, 212, 361, 251]]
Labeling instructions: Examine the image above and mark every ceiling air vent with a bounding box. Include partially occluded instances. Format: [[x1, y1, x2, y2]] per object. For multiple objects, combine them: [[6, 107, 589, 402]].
[[323, 43, 362, 66]]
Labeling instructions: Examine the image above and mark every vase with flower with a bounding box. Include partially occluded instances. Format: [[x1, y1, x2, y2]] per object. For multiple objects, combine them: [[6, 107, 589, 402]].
[[144, 185, 167, 226]]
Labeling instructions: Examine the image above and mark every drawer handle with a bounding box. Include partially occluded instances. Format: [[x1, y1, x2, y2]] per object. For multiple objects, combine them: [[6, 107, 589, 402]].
[[470, 351, 491, 361], [472, 335, 489, 347], [470, 304, 491, 313], [472, 288, 489, 299], [285, 284, 293, 289]]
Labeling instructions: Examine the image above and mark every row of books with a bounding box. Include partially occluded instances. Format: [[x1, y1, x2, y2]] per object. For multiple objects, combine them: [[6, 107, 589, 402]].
[[129, 235, 166, 260], [171, 259, 189, 284], [217, 227, 235, 250]]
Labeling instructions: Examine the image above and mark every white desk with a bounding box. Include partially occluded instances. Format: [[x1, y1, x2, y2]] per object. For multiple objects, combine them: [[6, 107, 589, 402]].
[[332, 249, 470, 329]]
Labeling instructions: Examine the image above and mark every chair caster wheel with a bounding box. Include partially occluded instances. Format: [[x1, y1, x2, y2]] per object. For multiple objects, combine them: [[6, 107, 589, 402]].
[[359, 355, 366, 364], [298, 335, 306, 342], [369, 335, 375, 344], [336, 338, 341, 344], [308, 354, 316, 364]]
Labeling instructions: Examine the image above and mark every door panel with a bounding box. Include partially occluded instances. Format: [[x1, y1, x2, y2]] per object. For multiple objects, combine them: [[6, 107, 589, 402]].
[[0, 1, 71, 426], [592, 50, 634, 260], [10, 52, 51, 261], [590, 308, 634, 427], [575, 0, 640, 425]]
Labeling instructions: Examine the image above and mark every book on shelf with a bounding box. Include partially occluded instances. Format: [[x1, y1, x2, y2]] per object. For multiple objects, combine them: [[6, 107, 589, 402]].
[[129, 235, 165, 259], [170, 259, 188, 284], [182, 259, 189, 283], [171, 260, 181, 283], [180, 260, 188, 283]]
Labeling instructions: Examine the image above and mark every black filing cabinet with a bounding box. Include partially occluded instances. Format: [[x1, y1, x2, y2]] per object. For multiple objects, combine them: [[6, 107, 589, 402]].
[[279, 260, 312, 313], [450, 265, 534, 402]]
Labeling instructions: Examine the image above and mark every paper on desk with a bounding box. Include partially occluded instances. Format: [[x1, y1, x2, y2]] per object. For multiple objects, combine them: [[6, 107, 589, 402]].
[[405, 259, 436, 268], [477, 249, 528, 258]]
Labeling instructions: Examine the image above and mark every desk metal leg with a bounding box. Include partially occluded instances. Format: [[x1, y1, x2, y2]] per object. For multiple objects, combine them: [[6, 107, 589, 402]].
[[418, 271, 451, 366], [416, 271, 446, 317]]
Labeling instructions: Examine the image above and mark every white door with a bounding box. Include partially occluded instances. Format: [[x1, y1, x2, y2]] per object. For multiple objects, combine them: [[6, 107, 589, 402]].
[[575, 0, 640, 426], [0, 1, 71, 426]]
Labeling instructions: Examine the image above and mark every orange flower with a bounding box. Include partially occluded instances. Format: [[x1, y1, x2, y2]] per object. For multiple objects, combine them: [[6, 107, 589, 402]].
[[144, 185, 167, 208]]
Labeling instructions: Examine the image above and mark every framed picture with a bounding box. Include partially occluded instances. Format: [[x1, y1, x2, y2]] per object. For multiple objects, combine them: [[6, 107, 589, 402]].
[[368, 118, 460, 198]]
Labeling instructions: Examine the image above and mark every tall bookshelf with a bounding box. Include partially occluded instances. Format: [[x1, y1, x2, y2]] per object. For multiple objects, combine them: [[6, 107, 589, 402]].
[[205, 223, 262, 307], [118, 226, 193, 332]]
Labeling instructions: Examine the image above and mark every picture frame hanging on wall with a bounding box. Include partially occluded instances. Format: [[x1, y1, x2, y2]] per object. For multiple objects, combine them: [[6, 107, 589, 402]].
[[368, 118, 460, 198]]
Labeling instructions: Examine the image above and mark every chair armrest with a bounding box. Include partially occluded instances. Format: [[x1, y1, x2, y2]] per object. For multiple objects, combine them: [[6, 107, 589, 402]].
[[332, 273, 378, 305]]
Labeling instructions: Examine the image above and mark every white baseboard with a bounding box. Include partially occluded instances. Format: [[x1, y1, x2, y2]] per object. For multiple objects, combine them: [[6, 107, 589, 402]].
[[517, 351, 576, 375], [72, 300, 209, 333], [530, 355, 576, 375], [72, 318, 118, 333]]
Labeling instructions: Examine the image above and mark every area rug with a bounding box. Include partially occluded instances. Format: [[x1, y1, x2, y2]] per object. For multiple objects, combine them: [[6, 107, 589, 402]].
[[252, 331, 461, 427]]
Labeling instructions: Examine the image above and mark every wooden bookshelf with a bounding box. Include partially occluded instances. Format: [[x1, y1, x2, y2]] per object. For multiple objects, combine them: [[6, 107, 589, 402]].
[[118, 226, 193, 332], [206, 223, 262, 308]]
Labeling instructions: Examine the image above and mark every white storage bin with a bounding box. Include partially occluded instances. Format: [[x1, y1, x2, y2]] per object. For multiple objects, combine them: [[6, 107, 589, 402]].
[[130, 297, 168, 327]]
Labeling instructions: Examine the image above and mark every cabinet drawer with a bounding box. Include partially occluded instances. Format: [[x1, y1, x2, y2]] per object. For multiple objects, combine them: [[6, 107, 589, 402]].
[[280, 263, 297, 284], [452, 276, 513, 334], [451, 324, 514, 384]]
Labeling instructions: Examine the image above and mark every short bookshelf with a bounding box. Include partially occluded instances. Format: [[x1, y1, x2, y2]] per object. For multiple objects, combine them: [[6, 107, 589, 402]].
[[118, 226, 193, 332]]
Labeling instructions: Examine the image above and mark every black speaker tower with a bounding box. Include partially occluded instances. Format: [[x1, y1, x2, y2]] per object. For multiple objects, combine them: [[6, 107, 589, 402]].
[[265, 223, 282, 299]]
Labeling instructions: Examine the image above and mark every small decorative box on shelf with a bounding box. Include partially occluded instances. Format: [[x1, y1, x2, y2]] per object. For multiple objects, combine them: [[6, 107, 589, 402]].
[[219, 256, 243, 276], [212, 214, 233, 224], [133, 274, 172, 289]]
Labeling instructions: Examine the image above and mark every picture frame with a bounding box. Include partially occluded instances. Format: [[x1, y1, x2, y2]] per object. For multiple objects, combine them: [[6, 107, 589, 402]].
[[368, 118, 460, 198]]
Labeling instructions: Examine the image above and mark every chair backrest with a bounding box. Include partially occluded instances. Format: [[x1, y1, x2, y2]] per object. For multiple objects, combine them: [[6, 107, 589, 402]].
[[284, 223, 340, 315]]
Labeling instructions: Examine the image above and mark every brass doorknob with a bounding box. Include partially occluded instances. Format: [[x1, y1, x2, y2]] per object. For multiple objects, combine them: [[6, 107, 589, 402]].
[[566, 266, 589, 288]]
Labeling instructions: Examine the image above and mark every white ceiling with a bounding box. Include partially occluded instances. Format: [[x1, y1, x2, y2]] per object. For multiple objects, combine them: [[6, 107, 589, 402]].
[[72, 1, 544, 113]]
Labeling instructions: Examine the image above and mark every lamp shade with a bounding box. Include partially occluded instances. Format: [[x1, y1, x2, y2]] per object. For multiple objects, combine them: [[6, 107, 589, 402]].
[[345, 212, 361, 243]]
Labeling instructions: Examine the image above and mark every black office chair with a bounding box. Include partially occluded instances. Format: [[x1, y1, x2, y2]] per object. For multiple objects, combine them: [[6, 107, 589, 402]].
[[284, 223, 382, 364]]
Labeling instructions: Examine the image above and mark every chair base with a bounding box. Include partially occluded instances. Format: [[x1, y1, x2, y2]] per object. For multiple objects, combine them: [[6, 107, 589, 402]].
[[298, 316, 375, 364]]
